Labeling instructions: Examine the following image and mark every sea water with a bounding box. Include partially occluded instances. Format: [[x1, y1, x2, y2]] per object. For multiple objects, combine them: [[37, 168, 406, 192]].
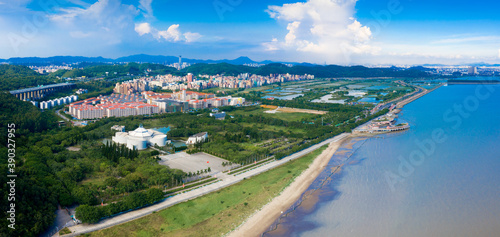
[[265, 84, 500, 237]]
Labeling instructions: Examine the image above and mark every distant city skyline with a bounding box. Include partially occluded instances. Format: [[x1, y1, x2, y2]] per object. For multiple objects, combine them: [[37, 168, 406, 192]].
[[1, 0, 499, 65]]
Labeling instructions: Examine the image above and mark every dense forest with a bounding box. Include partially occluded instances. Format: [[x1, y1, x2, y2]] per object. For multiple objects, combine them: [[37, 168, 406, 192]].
[[0, 93, 186, 236], [0, 63, 178, 92], [0, 65, 59, 91]]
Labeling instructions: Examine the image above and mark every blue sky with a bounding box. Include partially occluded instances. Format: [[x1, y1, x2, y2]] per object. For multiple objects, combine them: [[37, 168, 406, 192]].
[[0, 0, 499, 65]]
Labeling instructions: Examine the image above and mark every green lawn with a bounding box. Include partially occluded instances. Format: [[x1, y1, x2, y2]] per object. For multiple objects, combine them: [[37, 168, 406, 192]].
[[88, 145, 328, 237]]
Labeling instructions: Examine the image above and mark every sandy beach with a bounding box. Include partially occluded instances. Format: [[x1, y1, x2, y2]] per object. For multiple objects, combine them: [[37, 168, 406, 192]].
[[227, 134, 351, 237]]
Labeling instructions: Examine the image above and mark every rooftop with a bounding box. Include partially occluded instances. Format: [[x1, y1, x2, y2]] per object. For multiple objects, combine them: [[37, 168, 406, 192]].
[[191, 132, 208, 138]]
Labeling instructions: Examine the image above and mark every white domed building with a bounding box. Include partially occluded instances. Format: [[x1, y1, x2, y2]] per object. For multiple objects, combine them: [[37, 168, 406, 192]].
[[112, 125, 167, 150]]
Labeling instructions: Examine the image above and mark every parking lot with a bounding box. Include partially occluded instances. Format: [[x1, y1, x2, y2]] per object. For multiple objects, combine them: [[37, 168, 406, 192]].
[[158, 152, 235, 174]]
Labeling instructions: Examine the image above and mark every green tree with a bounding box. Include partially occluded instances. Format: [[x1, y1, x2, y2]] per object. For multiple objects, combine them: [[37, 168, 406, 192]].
[[73, 186, 98, 205], [75, 205, 102, 223]]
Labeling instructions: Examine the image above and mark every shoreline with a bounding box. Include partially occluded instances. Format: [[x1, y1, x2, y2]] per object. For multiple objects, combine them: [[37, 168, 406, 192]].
[[227, 134, 352, 237], [227, 85, 441, 236]]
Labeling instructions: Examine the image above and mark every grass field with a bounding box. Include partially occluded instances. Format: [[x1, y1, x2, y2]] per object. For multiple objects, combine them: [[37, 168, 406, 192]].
[[227, 106, 320, 122], [276, 107, 328, 115], [88, 145, 328, 237], [239, 122, 306, 135]]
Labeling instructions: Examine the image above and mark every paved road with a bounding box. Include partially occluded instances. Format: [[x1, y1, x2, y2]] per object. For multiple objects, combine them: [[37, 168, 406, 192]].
[[65, 133, 349, 236], [56, 109, 71, 122]]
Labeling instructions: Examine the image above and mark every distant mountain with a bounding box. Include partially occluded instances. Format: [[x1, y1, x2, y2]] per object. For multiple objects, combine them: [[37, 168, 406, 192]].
[[4, 56, 113, 66], [220, 56, 256, 65], [0, 54, 319, 67], [422, 63, 500, 67], [116, 55, 262, 65], [466, 62, 500, 67], [115, 54, 180, 64], [2, 55, 499, 68], [0, 55, 437, 79]]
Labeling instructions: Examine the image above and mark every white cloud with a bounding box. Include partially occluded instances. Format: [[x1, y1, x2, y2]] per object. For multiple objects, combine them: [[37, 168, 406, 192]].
[[498, 49, 500, 58], [134, 22, 151, 36], [285, 21, 300, 45], [138, 0, 154, 19], [265, 0, 379, 64], [263, 38, 279, 51], [184, 32, 202, 43], [0, 0, 30, 10], [158, 24, 182, 41], [135, 22, 202, 43], [66, 0, 92, 8], [49, 0, 139, 45], [432, 36, 500, 44], [69, 31, 92, 38]]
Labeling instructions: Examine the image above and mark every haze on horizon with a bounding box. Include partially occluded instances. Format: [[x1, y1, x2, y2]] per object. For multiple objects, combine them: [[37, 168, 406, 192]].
[[0, 0, 499, 65]]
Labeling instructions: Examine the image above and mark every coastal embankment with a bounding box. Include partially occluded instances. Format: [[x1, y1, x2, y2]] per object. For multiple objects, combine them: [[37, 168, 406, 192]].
[[227, 134, 350, 237], [396, 84, 443, 108]]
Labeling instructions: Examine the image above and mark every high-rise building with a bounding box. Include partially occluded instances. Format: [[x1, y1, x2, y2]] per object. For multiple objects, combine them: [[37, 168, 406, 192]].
[[178, 55, 182, 70], [187, 73, 193, 83], [468, 66, 477, 75]]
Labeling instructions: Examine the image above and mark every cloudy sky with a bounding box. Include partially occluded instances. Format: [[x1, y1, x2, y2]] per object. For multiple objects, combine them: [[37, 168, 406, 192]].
[[0, 0, 499, 65]]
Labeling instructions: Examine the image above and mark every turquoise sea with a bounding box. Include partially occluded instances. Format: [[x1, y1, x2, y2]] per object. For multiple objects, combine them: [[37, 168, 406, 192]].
[[265, 83, 500, 237]]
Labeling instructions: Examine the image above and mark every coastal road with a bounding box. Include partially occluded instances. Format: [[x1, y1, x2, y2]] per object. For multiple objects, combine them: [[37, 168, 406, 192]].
[[65, 133, 349, 236]]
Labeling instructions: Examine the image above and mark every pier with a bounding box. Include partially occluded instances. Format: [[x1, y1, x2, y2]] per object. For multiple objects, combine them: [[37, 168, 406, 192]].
[[353, 113, 410, 134]]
